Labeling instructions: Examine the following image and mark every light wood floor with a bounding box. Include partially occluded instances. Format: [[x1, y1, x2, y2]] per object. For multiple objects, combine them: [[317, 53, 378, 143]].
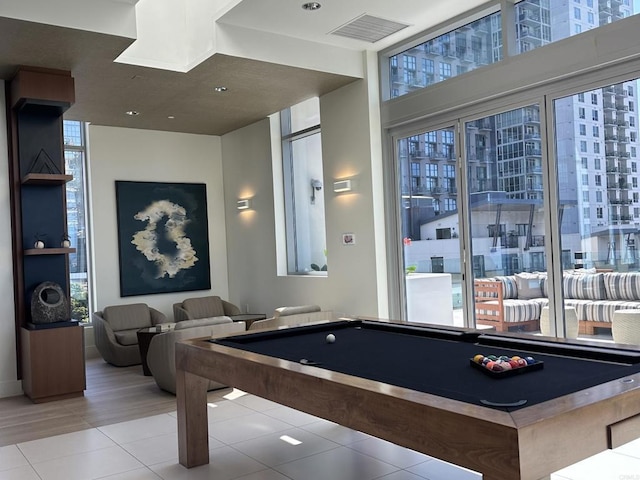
[[0, 356, 178, 447]]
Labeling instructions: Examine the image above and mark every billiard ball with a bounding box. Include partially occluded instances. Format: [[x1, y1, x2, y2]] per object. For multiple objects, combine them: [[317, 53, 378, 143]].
[[473, 354, 485, 364], [326, 333, 336, 343], [525, 356, 536, 365]]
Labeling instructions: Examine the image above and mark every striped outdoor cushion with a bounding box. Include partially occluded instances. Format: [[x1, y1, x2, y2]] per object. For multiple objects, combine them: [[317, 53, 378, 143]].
[[493, 276, 518, 299], [562, 273, 606, 300], [563, 299, 594, 321], [583, 300, 640, 324], [603, 272, 640, 301], [501, 299, 541, 323]]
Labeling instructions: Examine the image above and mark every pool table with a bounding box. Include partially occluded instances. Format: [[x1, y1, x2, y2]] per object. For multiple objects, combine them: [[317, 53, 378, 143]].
[[175, 319, 640, 480]]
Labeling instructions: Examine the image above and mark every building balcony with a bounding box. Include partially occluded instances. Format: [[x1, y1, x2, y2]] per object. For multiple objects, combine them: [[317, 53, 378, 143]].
[[531, 235, 545, 247], [519, 11, 541, 26], [615, 87, 628, 97], [609, 198, 633, 205]]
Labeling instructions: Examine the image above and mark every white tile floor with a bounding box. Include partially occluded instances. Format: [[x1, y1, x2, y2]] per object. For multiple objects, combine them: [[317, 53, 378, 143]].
[[1, 388, 639, 480]]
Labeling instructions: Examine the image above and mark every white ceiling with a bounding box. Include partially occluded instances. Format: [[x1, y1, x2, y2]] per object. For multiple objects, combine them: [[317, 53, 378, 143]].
[[0, 0, 489, 135]]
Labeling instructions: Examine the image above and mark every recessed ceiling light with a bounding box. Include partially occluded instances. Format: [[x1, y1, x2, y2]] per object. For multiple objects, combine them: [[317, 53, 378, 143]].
[[125, 110, 139, 116], [168, 115, 175, 119], [302, 2, 321, 10], [214, 86, 228, 92]]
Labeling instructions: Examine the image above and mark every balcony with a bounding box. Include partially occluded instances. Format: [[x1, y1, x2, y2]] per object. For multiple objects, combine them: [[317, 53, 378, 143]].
[[614, 199, 634, 205], [519, 10, 541, 26], [531, 235, 545, 247], [615, 87, 628, 97]]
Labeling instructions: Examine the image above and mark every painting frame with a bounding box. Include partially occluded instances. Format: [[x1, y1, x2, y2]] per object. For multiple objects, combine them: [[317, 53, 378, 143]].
[[115, 181, 211, 297]]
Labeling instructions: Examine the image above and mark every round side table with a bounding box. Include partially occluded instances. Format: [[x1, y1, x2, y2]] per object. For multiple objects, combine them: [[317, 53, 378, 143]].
[[612, 309, 640, 345], [540, 306, 578, 339]]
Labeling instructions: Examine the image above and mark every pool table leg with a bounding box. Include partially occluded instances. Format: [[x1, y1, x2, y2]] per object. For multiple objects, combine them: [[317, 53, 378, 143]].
[[177, 368, 210, 468]]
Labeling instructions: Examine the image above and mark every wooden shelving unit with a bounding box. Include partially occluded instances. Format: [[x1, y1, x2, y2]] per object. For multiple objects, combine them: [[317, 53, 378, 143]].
[[7, 67, 85, 402]]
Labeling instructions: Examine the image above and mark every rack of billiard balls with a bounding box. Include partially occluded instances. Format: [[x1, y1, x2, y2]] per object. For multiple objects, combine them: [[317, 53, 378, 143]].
[[470, 353, 543, 377]]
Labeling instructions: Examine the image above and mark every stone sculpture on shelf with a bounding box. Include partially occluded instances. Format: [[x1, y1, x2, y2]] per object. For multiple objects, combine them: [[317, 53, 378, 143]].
[[30, 281, 68, 324]]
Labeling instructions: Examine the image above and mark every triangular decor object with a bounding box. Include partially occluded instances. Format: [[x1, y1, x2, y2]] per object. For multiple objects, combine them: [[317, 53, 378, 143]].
[[27, 148, 62, 175]]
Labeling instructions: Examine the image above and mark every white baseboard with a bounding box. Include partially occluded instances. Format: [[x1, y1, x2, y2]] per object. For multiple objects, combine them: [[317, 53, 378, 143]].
[[85, 345, 100, 359], [0, 379, 23, 399]]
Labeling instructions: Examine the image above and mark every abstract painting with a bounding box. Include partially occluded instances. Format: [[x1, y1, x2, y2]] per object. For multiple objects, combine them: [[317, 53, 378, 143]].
[[115, 181, 211, 296]]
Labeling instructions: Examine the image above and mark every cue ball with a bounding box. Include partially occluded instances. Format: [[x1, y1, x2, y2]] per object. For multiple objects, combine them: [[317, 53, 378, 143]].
[[326, 333, 336, 343]]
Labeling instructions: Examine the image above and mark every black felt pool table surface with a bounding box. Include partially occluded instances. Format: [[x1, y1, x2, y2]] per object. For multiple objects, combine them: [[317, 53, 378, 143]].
[[213, 320, 640, 410]]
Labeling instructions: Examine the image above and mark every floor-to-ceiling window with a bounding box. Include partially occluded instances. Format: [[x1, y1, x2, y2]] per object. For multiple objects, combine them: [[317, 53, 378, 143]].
[[382, 0, 640, 343], [280, 98, 327, 275], [63, 120, 91, 322]]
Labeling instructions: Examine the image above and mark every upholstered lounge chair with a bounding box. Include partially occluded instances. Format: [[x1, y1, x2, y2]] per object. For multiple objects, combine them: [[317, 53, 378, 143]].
[[146, 317, 246, 394], [93, 303, 167, 367], [249, 304, 334, 331], [173, 295, 241, 322]]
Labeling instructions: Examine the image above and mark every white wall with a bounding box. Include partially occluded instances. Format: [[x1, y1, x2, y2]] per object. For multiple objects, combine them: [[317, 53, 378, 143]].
[[0, 82, 21, 397], [88, 125, 228, 319], [222, 73, 385, 318], [0, 62, 387, 396]]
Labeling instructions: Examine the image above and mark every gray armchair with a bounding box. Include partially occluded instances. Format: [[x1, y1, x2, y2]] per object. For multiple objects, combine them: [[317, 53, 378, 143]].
[[147, 317, 245, 394], [93, 303, 167, 367], [173, 295, 241, 322]]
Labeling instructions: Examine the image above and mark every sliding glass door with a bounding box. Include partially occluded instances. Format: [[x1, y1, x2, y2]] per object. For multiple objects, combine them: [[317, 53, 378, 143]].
[[465, 104, 549, 335], [397, 127, 463, 326]]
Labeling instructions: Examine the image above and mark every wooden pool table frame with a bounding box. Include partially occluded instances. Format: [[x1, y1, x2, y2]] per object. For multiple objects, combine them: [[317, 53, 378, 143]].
[[175, 320, 640, 480]]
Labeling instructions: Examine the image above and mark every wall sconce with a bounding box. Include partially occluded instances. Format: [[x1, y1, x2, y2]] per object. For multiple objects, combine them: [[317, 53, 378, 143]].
[[237, 199, 251, 210], [333, 179, 352, 193]]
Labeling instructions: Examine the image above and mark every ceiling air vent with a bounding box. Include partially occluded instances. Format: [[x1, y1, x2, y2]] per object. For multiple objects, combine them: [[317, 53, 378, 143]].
[[330, 14, 409, 43]]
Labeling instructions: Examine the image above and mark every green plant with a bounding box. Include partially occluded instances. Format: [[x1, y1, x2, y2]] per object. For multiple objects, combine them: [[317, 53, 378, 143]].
[[405, 265, 417, 274], [311, 248, 328, 271], [70, 282, 89, 322]]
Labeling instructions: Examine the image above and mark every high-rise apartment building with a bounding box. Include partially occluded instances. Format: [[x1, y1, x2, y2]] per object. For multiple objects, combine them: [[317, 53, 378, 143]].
[[397, 0, 639, 269]]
